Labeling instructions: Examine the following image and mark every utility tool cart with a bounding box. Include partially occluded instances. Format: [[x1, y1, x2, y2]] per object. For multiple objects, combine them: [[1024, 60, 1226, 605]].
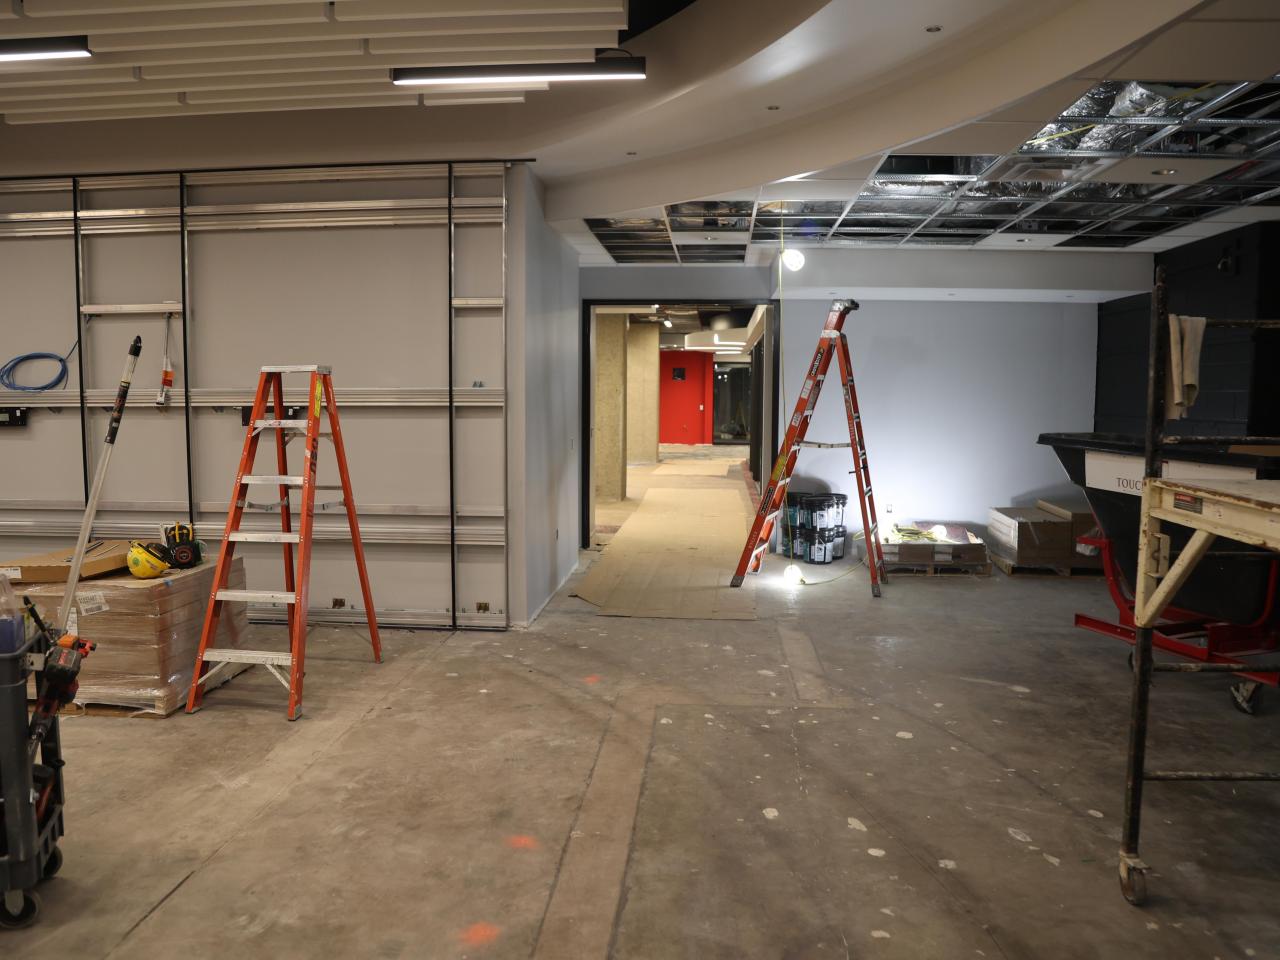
[[0, 600, 66, 929]]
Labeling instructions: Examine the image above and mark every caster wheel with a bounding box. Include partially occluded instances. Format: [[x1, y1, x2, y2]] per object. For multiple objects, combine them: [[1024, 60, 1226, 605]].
[[41, 847, 62, 881], [1119, 860, 1147, 906], [1231, 681, 1260, 716], [0, 890, 41, 929]]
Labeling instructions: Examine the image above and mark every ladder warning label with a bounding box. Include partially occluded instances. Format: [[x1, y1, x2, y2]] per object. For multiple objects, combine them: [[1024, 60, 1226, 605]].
[[1172, 493, 1204, 514]]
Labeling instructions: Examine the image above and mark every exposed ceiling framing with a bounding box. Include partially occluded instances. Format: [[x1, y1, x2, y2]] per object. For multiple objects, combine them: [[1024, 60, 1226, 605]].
[[0, 0, 629, 123], [586, 77, 1280, 262]]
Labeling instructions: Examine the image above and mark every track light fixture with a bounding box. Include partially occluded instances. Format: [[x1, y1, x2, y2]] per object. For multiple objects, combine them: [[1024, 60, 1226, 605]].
[[0, 35, 91, 62], [393, 55, 645, 87]]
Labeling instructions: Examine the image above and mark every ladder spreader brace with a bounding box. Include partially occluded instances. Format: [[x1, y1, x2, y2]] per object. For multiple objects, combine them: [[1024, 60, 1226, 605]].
[[730, 299, 887, 597]]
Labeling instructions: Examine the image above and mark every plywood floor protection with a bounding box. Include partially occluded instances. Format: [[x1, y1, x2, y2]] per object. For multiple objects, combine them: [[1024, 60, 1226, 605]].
[[578, 449, 757, 620]]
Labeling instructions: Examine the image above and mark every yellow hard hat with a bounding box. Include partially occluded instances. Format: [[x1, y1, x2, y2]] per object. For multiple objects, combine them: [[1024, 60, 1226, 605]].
[[127, 541, 171, 579]]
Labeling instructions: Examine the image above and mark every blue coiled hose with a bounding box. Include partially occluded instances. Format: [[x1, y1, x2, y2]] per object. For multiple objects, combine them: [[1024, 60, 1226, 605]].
[[0, 341, 78, 392]]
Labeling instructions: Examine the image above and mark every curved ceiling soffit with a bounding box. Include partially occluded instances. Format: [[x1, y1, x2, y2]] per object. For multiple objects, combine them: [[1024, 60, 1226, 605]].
[[543, 0, 1207, 221], [505, 0, 830, 163]]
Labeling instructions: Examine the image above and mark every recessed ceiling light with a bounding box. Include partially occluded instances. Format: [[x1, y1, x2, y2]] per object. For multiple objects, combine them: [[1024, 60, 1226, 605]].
[[392, 55, 645, 86], [1015, 238, 1033, 243], [663, 319, 673, 328], [766, 105, 781, 111], [1151, 168, 1178, 176], [704, 235, 715, 240], [0, 35, 91, 62], [925, 24, 943, 33]]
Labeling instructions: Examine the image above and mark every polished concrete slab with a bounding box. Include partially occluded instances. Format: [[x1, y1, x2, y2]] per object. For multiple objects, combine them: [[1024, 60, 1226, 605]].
[[6, 563, 1280, 959]]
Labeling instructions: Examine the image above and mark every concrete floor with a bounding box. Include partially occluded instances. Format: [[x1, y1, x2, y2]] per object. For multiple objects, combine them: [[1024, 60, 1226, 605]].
[[7, 563, 1280, 958]]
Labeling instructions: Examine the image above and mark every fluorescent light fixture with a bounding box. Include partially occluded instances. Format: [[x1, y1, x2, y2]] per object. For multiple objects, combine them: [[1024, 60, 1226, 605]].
[[0, 35, 91, 62], [393, 56, 645, 87], [714, 349, 742, 355], [781, 248, 806, 272]]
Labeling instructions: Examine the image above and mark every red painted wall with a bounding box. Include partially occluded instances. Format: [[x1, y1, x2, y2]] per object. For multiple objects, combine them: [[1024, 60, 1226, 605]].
[[659, 350, 713, 444]]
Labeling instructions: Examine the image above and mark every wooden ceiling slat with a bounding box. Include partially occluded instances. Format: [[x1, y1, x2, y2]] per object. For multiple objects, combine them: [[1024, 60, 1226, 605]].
[[138, 48, 597, 80], [333, 0, 624, 19], [1, 3, 330, 36], [87, 13, 625, 52], [3, 92, 522, 124], [0, 40, 366, 75], [24, 1, 321, 13]]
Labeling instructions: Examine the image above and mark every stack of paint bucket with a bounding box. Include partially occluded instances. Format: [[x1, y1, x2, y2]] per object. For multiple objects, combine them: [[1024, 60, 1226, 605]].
[[779, 493, 848, 564]]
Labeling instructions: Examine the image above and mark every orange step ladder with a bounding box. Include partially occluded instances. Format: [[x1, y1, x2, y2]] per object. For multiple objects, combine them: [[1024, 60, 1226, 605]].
[[730, 299, 887, 597], [186, 365, 381, 720]]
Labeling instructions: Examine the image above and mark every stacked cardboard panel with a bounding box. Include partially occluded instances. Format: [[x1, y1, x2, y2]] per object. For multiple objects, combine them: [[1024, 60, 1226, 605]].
[[1036, 496, 1103, 570], [22, 560, 249, 715], [988, 500, 1100, 571], [881, 522, 990, 569]]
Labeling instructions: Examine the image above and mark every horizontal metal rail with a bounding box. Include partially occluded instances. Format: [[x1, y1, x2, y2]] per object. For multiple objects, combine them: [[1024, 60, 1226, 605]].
[[4, 386, 504, 408]]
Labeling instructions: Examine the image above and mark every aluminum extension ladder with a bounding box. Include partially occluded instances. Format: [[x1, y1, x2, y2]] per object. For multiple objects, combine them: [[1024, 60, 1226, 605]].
[[730, 299, 887, 597], [186, 365, 381, 720]]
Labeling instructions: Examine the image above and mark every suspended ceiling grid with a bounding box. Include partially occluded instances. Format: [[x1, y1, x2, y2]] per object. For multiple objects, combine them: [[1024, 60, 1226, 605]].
[[585, 77, 1280, 263], [0, 0, 628, 124]]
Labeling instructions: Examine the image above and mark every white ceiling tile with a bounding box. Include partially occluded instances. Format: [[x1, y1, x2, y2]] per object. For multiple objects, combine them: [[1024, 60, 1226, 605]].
[[895, 122, 1042, 156], [1106, 22, 1280, 82], [806, 157, 881, 181], [758, 180, 864, 201], [1192, 0, 1280, 20], [1089, 157, 1242, 184], [984, 80, 1096, 122]]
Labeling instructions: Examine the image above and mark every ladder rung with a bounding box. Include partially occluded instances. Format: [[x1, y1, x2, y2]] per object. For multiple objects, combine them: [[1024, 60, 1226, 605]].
[[254, 419, 309, 431], [796, 441, 852, 449], [751, 542, 769, 557], [241, 474, 304, 486], [228, 531, 301, 543], [216, 588, 296, 604], [201, 648, 293, 666], [260, 364, 330, 374]]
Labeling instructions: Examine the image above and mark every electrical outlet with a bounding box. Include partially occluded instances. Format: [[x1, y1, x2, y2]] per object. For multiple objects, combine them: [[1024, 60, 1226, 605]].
[[885, 503, 893, 514], [331, 598, 346, 609]]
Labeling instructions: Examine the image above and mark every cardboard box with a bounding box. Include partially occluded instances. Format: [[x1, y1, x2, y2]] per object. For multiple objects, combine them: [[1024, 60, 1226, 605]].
[[0, 539, 131, 584], [882, 522, 989, 565], [987, 507, 1072, 566], [1035, 496, 1103, 568], [23, 559, 250, 715]]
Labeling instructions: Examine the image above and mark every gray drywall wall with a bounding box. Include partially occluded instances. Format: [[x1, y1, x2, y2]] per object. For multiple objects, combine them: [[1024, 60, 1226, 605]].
[[0, 165, 508, 628], [626, 323, 659, 464], [581, 265, 773, 302], [778, 299, 1096, 531], [505, 165, 582, 626]]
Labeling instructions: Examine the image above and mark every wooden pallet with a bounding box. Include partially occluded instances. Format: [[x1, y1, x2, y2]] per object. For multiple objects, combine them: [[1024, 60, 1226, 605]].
[[990, 553, 1105, 578], [884, 560, 993, 577]]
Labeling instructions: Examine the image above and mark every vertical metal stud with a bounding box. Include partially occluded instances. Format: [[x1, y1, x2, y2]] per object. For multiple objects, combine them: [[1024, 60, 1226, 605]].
[[179, 172, 196, 526], [71, 176, 90, 503], [447, 161, 458, 630], [500, 164, 510, 628]]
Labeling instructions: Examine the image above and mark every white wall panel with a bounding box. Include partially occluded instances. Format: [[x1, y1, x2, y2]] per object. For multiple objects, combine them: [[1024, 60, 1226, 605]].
[[188, 225, 449, 388], [0, 163, 513, 629]]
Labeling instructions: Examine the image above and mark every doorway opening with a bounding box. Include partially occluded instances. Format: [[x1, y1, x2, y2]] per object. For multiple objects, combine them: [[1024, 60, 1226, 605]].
[[579, 300, 779, 552]]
